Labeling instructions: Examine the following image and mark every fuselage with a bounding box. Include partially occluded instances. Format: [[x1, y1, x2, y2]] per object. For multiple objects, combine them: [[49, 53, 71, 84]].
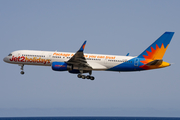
[[4, 50, 139, 71], [3, 32, 174, 80]]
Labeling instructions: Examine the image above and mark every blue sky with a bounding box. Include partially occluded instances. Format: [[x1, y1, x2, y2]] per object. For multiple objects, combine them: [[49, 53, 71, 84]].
[[0, 0, 180, 117]]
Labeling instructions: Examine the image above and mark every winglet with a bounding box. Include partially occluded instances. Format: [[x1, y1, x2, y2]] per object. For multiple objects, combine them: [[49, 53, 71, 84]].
[[78, 41, 87, 52], [126, 53, 129, 56]]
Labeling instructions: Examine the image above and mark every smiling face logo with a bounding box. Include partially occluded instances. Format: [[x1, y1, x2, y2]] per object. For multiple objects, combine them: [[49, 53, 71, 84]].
[[139, 43, 169, 70]]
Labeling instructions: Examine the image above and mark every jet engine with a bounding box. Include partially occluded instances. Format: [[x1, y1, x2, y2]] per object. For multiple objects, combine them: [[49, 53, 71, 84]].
[[52, 62, 72, 71]]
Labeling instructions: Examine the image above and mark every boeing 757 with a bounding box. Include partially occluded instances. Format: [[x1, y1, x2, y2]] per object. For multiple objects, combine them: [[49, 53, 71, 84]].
[[3, 32, 174, 80]]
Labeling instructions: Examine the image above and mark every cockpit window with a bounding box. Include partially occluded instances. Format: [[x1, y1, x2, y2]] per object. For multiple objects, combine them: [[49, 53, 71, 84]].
[[8, 53, 12, 56]]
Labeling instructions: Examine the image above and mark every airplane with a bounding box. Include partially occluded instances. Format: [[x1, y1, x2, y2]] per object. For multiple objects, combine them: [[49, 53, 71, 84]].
[[3, 32, 174, 80]]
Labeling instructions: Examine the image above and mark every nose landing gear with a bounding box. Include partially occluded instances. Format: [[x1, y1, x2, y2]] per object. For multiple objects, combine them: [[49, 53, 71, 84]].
[[19, 64, 25, 75]]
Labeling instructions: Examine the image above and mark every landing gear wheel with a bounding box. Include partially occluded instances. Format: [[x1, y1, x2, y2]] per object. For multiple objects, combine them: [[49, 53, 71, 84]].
[[77, 74, 82, 78], [86, 75, 90, 79], [82, 75, 86, 79], [20, 71, 24, 75], [90, 76, 95, 80], [19, 64, 25, 75]]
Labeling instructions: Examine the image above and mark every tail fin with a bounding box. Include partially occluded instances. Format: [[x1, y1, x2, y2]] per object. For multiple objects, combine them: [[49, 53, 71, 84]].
[[138, 32, 174, 60]]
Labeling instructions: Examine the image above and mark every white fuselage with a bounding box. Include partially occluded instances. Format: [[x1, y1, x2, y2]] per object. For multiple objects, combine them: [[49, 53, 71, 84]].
[[4, 50, 135, 71]]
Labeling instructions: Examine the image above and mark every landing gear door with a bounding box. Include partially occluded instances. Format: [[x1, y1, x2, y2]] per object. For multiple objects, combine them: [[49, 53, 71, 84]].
[[104, 58, 108, 64], [14, 52, 20, 58], [134, 58, 139, 67], [16, 52, 21, 61], [47, 53, 52, 63], [18, 53, 21, 57]]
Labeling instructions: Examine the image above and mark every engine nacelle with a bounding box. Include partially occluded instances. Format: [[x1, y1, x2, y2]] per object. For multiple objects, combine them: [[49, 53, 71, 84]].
[[52, 62, 72, 71]]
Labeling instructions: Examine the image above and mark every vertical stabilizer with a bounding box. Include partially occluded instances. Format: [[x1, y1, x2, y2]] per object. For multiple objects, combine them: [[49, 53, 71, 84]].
[[138, 32, 174, 60]]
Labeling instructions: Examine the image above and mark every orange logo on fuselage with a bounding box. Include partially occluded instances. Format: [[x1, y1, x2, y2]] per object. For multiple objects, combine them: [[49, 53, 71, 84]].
[[53, 52, 116, 59], [53, 53, 71, 57]]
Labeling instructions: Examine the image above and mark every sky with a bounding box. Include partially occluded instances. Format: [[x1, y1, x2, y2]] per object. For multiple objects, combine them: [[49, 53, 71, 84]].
[[0, 0, 180, 117]]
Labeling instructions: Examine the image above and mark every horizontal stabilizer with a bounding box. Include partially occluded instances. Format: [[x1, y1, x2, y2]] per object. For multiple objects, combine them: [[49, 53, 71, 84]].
[[146, 59, 163, 66]]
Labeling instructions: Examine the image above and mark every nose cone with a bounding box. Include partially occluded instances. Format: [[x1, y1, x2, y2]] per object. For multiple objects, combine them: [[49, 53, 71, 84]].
[[3, 57, 8, 62]]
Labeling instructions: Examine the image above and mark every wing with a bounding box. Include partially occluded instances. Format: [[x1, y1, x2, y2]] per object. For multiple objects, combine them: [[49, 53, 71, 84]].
[[66, 41, 92, 69]]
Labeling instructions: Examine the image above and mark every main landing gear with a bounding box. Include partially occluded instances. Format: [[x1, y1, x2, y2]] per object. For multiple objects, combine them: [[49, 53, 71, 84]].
[[77, 74, 95, 80], [19, 64, 24, 75]]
